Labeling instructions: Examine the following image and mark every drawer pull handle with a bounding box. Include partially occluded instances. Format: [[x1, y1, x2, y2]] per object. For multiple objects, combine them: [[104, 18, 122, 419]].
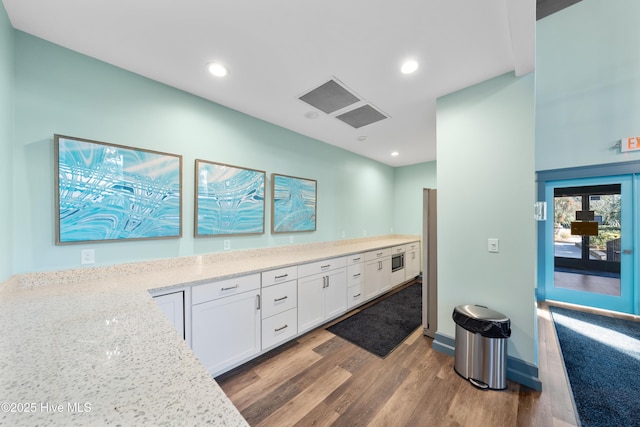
[[275, 274, 289, 279], [352, 257, 361, 261], [353, 293, 361, 298], [321, 264, 331, 269], [377, 252, 383, 256], [353, 273, 361, 278], [275, 324, 288, 332], [274, 296, 288, 302], [221, 284, 239, 291]]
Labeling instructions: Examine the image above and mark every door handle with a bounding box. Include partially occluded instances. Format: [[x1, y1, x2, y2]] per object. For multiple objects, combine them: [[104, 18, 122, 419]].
[[622, 249, 633, 255]]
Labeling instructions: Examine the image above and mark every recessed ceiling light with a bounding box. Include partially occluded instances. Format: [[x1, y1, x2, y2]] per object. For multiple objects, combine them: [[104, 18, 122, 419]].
[[208, 62, 229, 77], [305, 111, 319, 119], [357, 136, 368, 141], [391, 151, 399, 157], [401, 60, 419, 74]]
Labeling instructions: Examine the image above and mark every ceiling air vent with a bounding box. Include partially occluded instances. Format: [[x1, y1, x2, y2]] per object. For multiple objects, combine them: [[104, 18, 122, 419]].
[[298, 79, 360, 114], [336, 104, 387, 129]]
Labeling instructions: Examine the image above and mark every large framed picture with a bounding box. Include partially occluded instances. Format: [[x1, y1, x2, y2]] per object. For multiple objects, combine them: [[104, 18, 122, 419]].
[[271, 173, 317, 233], [54, 134, 182, 244], [195, 160, 266, 237]]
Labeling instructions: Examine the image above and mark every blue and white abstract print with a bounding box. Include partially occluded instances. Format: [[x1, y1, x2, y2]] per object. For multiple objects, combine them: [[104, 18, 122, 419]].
[[272, 174, 316, 233], [56, 136, 182, 243], [196, 161, 265, 236]]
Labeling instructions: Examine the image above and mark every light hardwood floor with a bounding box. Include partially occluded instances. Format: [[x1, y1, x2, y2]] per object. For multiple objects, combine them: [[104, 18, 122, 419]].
[[217, 289, 581, 427]]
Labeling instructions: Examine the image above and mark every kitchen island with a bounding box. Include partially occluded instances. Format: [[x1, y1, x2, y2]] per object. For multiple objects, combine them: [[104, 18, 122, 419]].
[[0, 235, 419, 426]]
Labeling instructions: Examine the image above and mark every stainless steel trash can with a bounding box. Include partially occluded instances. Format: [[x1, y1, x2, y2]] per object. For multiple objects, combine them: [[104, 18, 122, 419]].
[[452, 304, 511, 390]]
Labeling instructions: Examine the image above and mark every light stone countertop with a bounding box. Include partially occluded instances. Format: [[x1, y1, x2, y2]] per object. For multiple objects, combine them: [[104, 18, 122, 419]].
[[0, 235, 419, 426]]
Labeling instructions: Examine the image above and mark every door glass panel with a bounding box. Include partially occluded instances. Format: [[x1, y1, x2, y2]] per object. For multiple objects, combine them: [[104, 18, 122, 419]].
[[554, 195, 581, 259], [553, 185, 621, 296], [587, 194, 621, 263]]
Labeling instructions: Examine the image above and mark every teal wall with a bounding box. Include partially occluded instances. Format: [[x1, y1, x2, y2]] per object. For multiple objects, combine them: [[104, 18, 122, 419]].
[[12, 31, 399, 274], [0, 4, 13, 282], [436, 72, 537, 364], [393, 161, 436, 236], [536, 0, 640, 171]]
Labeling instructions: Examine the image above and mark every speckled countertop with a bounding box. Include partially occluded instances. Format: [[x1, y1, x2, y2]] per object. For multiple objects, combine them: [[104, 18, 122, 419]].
[[0, 235, 419, 426]]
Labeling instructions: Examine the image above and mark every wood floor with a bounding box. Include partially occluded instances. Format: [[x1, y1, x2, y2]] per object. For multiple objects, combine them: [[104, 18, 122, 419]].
[[554, 270, 620, 296], [217, 292, 580, 427]]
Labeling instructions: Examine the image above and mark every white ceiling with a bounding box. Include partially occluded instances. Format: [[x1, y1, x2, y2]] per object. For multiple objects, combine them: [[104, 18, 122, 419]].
[[2, 0, 534, 167]]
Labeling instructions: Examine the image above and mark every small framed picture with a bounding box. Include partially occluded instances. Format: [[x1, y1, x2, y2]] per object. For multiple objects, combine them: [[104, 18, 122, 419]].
[[271, 173, 317, 233], [195, 160, 266, 237]]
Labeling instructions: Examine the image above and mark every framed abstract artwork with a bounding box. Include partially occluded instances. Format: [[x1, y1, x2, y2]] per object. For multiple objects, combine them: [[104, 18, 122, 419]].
[[271, 173, 317, 233], [195, 160, 266, 237], [54, 134, 182, 244]]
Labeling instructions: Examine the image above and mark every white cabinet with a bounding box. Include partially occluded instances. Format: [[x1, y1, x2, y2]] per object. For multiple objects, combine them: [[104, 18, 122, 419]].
[[191, 274, 261, 377], [261, 267, 298, 351], [152, 291, 185, 340], [346, 253, 364, 309], [297, 257, 347, 334], [364, 248, 391, 300], [405, 241, 421, 280]]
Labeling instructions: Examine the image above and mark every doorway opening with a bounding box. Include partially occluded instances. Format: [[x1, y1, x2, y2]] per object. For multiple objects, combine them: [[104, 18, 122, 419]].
[[553, 184, 621, 296]]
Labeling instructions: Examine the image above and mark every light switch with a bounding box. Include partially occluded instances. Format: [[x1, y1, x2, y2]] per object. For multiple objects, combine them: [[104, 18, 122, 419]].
[[223, 240, 230, 251], [488, 238, 499, 253]]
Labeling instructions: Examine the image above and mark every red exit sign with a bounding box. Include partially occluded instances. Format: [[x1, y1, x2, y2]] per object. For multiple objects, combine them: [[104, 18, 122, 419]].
[[622, 136, 640, 152]]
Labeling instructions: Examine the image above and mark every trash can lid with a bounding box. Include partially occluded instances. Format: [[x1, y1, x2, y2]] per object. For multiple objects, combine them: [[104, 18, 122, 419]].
[[452, 304, 511, 338]]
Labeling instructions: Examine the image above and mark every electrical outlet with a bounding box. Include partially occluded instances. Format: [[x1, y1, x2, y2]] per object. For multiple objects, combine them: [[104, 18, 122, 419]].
[[223, 240, 230, 251], [289, 236, 294, 244], [488, 238, 500, 253], [341, 231, 345, 239], [81, 249, 95, 265], [363, 229, 367, 236]]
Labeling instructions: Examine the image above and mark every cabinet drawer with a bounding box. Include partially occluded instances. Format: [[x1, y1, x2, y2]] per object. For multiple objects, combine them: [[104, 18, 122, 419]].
[[262, 308, 297, 350], [364, 248, 391, 261], [298, 256, 346, 278], [261, 280, 297, 319], [261, 266, 297, 288], [406, 242, 420, 252], [391, 245, 406, 254], [192, 274, 260, 305], [347, 263, 363, 286], [347, 284, 365, 309], [347, 253, 364, 265]]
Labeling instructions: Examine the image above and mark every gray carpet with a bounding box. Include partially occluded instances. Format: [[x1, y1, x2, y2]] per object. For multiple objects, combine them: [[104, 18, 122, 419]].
[[550, 306, 640, 426], [327, 283, 422, 358]]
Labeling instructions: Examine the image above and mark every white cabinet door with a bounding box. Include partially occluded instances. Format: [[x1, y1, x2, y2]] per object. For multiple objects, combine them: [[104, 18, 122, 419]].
[[378, 258, 392, 294], [191, 290, 261, 377], [297, 267, 347, 333], [364, 258, 391, 300], [405, 248, 421, 280], [324, 268, 347, 319], [153, 291, 185, 339], [297, 274, 326, 333]]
